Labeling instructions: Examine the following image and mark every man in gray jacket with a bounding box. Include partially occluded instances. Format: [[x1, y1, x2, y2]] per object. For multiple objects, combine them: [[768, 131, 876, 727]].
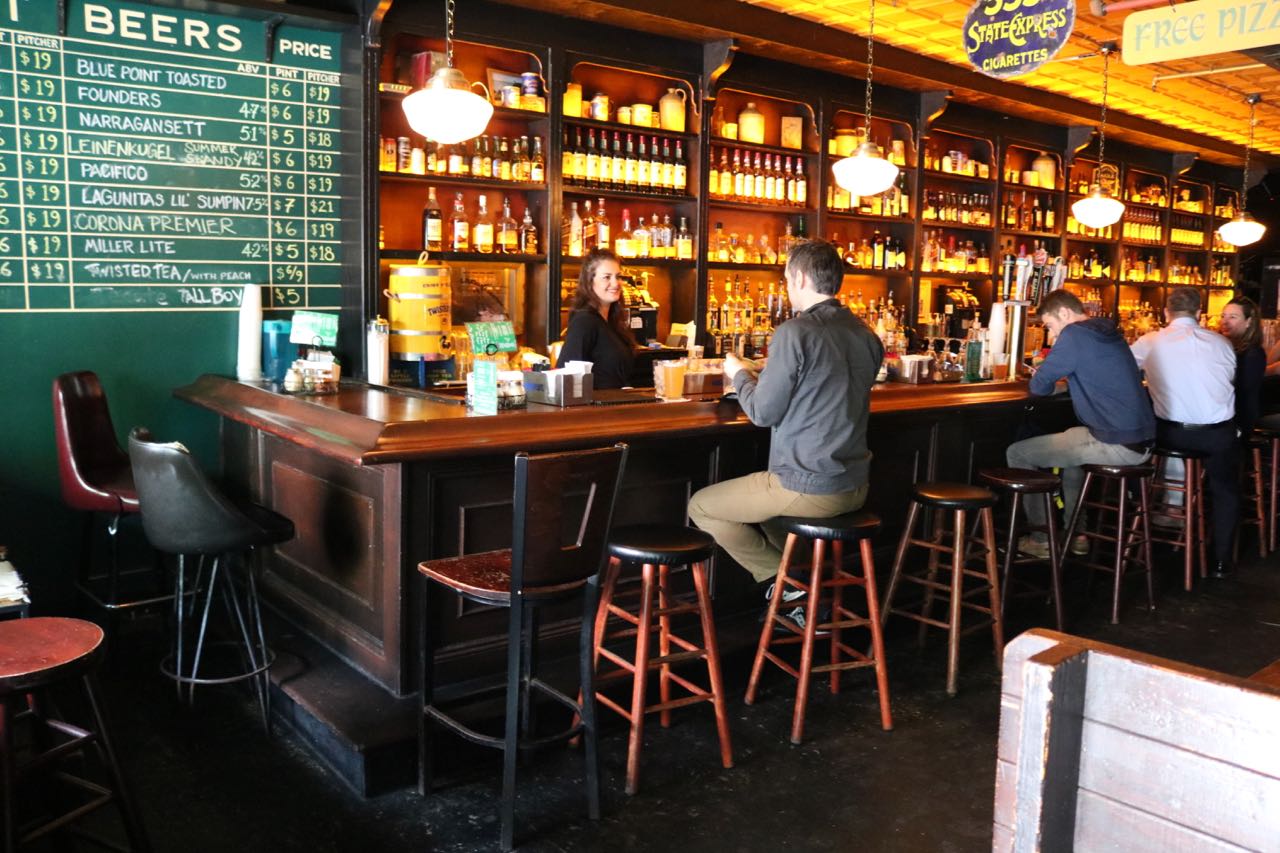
[[689, 240, 884, 603]]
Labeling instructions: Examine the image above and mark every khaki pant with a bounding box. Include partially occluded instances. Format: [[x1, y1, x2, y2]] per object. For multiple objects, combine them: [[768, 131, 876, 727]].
[[688, 471, 870, 583]]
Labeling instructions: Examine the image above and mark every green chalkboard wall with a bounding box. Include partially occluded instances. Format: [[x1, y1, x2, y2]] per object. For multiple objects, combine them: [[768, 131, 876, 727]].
[[0, 0, 362, 610]]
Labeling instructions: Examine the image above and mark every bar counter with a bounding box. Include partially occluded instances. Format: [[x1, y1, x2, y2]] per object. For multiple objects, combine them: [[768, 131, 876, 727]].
[[177, 375, 1076, 696]]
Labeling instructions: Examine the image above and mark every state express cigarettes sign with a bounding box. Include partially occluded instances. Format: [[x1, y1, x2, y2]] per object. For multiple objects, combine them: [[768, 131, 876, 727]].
[[1123, 0, 1280, 64], [963, 0, 1075, 79]]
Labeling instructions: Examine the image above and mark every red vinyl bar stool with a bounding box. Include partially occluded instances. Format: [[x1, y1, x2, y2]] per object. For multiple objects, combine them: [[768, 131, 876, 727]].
[[881, 483, 1003, 697], [1061, 463, 1156, 624], [0, 617, 149, 852], [747, 511, 891, 743], [977, 468, 1065, 630], [589, 525, 732, 794], [1147, 448, 1208, 591]]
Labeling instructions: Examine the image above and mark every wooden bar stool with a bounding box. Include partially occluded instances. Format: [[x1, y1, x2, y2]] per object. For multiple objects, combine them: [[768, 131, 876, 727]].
[[1147, 448, 1208, 591], [1254, 419, 1280, 553], [882, 483, 1002, 697], [0, 617, 149, 852], [1061, 463, 1156, 624], [1240, 436, 1269, 559], [977, 468, 1065, 630], [590, 525, 732, 795], [746, 511, 891, 744]]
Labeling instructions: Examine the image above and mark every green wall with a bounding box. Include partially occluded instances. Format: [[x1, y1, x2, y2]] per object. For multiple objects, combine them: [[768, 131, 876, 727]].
[[0, 312, 229, 610]]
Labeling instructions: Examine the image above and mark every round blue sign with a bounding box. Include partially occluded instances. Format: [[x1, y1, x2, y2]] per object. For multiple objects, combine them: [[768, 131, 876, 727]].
[[963, 0, 1075, 80]]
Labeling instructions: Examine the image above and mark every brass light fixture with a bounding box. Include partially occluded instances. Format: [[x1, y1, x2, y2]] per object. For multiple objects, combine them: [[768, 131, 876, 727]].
[[1071, 44, 1126, 230], [831, 0, 899, 197], [1217, 94, 1266, 248], [402, 0, 493, 144]]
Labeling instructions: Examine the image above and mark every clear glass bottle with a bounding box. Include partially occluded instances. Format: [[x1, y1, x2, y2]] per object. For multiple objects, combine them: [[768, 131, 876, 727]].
[[449, 192, 469, 252], [422, 186, 443, 252], [472, 194, 494, 253], [518, 207, 539, 254], [497, 196, 518, 254], [675, 216, 693, 260]]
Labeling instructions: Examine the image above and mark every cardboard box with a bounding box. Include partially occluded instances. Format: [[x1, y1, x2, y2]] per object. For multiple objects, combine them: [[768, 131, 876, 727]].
[[523, 370, 593, 406]]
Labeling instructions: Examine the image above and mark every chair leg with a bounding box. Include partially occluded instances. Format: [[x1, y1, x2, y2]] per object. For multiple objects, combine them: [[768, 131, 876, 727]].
[[221, 554, 267, 732], [881, 500, 921, 630], [791, 537, 826, 744], [998, 492, 1021, 626], [859, 538, 893, 732], [577, 578, 602, 822], [83, 673, 151, 853], [690, 561, 733, 769], [173, 554, 186, 703], [624, 563, 656, 796], [1, 699, 14, 853], [1255, 447, 1268, 557], [418, 578, 436, 796], [657, 564, 673, 729], [519, 606, 538, 742], [829, 539, 844, 695], [1110, 480, 1128, 625], [746, 534, 797, 705], [1183, 460, 1196, 592], [187, 555, 222, 706], [500, 599, 524, 851], [106, 509, 123, 644], [980, 508, 1003, 669], [946, 510, 966, 697], [1139, 479, 1156, 611], [917, 509, 945, 648], [245, 559, 272, 731], [1043, 493, 1065, 632]]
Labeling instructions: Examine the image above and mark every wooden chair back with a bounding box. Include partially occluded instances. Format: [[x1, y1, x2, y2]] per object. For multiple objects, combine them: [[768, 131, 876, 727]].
[[994, 628, 1280, 852], [511, 443, 628, 596]]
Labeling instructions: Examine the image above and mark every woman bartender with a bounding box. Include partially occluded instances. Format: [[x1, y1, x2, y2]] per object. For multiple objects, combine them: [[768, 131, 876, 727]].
[[556, 248, 635, 389]]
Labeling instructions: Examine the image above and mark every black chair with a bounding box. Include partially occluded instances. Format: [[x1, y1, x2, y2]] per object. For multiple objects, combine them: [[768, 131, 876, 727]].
[[417, 444, 628, 852], [127, 428, 293, 729]]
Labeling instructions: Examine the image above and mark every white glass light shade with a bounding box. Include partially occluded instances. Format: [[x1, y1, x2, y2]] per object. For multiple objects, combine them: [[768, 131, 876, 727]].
[[1217, 212, 1266, 247], [402, 67, 493, 144], [832, 140, 899, 197], [1071, 185, 1125, 229]]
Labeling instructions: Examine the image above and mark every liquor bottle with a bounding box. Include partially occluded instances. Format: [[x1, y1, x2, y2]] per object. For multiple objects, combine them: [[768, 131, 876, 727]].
[[1004, 193, 1017, 228], [675, 217, 693, 260], [585, 129, 600, 188], [497, 137, 512, 181], [1032, 196, 1043, 231], [794, 161, 807, 207], [572, 129, 587, 185], [611, 132, 624, 188], [753, 153, 766, 201], [567, 201, 583, 257], [637, 135, 650, 190], [581, 199, 596, 250], [719, 277, 734, 334], [518, 207, 538, 254], [872, 231, 885, 268], [632, 212, 651, 258], [529, 136, 544, 184], [1044, 199, 1055, 231], [717, 148, 732, 198], [447, 143, 465, 175], [731, 149, 745, 200], [709, 150, 721, 198], [713, 221, 729, 262], [658, 214, 673, 257], [473, 194, 494, 253], [783, 157, 797, 205], [595, 198, 611, 248], [597, 134, 614, 188], [422, 186, 443, 252], [616, 208, 636, 257], [773, 155, 786, 203], [497, 196, 519, 254], [707, 282, 720, 347], [624, 134, 638, 191], [449, 192, 469, 252], [673, 141, 688, 195], [661, 138, 675, 195], [470, 136, 485, 177], [562, 130, 575, 183], [649, 136, 664, 194]]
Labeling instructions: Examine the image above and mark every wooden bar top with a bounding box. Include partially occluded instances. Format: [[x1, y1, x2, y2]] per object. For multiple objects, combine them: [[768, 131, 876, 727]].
[[176, 374, 1036, 466]]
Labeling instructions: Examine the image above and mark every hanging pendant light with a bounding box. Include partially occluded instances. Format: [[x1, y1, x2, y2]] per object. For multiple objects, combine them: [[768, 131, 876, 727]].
[[832, 0, 899, 197], [1217, 94, 1267, 248], [1071, 44, 1125, 230], [402, 0, 493, 145]]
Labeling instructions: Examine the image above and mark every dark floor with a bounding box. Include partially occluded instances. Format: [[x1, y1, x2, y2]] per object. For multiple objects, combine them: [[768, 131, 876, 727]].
[[25, 546, 1280, 852]]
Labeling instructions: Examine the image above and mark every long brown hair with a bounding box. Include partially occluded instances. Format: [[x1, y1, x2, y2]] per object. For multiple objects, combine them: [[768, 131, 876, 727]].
[[571, 248, 633, 341], [1225, 295, 1262, 352]]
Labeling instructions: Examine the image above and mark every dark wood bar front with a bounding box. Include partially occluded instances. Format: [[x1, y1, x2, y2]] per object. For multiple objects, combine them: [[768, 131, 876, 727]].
[[178, 376, 1074, 696]]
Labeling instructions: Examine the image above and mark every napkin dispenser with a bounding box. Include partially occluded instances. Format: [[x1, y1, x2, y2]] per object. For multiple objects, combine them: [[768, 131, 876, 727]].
[[523, 370, 593, 406]]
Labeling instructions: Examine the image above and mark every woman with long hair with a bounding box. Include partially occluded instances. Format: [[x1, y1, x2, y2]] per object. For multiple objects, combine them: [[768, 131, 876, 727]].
[[555, 248, 635, 388], [1219, 295, 1266, 436]]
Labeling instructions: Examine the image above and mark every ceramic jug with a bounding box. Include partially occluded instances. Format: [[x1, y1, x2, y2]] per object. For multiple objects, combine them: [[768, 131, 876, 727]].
[[659, 87, 687, 132], [737, 102, 765, 144], [1032, 151, 1056, 191]]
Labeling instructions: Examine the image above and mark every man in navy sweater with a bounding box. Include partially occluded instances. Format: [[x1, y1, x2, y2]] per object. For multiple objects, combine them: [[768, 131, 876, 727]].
[[1007, 289, 1156, 556]]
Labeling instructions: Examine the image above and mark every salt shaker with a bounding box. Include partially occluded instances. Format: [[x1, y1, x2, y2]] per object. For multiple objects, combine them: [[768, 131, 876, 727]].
[[367, 317, 390, 385]]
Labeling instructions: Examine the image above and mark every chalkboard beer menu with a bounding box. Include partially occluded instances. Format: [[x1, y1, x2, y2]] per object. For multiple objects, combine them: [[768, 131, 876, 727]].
[[0, 0, 357, 312]]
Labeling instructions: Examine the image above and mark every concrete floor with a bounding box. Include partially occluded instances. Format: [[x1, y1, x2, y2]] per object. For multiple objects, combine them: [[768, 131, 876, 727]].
[[32, 546, 1280, 852]]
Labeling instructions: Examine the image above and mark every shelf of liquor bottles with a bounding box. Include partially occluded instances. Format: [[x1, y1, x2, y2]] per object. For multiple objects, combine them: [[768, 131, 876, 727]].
[[383, 250, 547, 263], [382, 173, 548, 193], [563, 115, 697, 142]]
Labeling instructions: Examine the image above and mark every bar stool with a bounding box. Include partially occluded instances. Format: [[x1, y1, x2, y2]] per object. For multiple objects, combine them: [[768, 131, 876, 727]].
[[1255, 417, 1280, 553], [0, 617, 149, 852], [1061, 463, 1156, 624], [882, 483, 1002, 697], [1240, 435, 1269, 559], [977, 468, 1064, 630], [590, 525, 732, 794], [418, 445, 627, 852], [128, 429, 293, 730], [1147, 447, 1207, 591], [746, 511, 890, 743], [53, 372, 169, 635]]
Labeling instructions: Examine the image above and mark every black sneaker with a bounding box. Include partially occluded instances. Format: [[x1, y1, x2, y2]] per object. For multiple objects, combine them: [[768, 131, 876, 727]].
[[775, 604, 831, 636]]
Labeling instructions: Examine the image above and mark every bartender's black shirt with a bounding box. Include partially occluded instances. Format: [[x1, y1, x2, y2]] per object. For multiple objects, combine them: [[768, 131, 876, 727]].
[[557, 309, 635, 389]]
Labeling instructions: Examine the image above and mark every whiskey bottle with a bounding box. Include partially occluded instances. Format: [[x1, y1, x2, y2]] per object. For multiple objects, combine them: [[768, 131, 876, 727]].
[[518, 207, 539, 254], [449, 192, 469, 252], [675, 217, 693, 260], [472, 194, 495, 254], [422, 186, 443, 252], [673, 141, 687, 195], [497, 196, 519, 254], [530, 136, 545, 183]]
